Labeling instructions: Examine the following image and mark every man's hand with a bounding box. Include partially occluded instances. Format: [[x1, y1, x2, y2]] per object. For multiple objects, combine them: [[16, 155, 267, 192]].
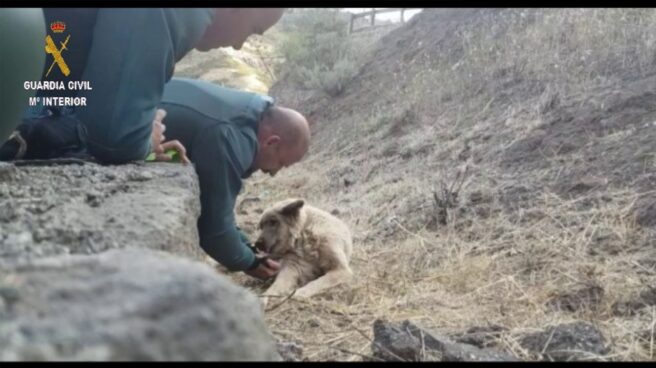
[[150, 109, 191, 164], [244, 254, 281, 280]]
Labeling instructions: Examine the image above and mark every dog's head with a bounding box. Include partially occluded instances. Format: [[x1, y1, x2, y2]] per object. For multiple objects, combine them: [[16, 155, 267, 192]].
[[254, 198, 305, 256]]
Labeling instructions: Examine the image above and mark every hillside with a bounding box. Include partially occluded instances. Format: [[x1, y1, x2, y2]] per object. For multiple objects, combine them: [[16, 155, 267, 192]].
[[225, 9, 656, 361], [174, 36, 277, 94]]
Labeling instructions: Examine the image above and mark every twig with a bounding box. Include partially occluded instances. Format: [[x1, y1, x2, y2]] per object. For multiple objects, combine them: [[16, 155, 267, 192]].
[[650, 307, 655, 359], [390, 218, 440, 248], [420, 328, 426, 361], [264, 289, 297, 312]]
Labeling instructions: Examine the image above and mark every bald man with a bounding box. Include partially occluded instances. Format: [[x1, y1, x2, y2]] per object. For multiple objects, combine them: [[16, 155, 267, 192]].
[[160, 78, 310, 280]]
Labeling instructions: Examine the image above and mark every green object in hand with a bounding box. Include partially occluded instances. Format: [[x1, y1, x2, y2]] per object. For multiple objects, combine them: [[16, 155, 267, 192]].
[[145, 149, 180, 162]]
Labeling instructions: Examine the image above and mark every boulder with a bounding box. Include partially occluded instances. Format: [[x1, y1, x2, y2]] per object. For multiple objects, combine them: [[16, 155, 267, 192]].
[[0, 248, 280, 361]]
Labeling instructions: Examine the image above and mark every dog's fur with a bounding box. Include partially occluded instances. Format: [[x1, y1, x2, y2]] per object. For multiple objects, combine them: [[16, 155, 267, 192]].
[[255, 198, 353, 306]]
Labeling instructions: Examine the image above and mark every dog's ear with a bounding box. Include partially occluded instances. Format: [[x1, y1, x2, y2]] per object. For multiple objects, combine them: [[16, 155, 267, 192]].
[[280, 199, 305, 217]]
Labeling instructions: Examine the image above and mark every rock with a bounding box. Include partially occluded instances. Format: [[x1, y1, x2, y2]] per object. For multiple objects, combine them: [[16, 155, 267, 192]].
[[561, 176, 608, 196], [277, 341, 303, 361], [371, 320, 518, 362], [546, 285, 604, 313], [467, 191, 493, 206], [612, 287, 656, 316], [453, 325, 506, 348], [0, 163, 204, 261], [639, 287, 656, 306], [85, 191, 103, 208], [611, 300, 645, 317], [633, 196, 656, 227], [638, 329, 655, 348], [127, 170, 154, 182], [307, 318, 320, 328], [0, 248, 281, 361], [372, 319, 422, 361], [519, 322, 609, 361], [402, 322, 519, 361], [0, 286, 20, 304], [0, 162, 16, 181], [0, 232, 33, 258]]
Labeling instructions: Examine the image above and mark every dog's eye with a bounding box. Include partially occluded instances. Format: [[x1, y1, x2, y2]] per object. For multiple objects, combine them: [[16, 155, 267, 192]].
[[266, 219, 278, 227]]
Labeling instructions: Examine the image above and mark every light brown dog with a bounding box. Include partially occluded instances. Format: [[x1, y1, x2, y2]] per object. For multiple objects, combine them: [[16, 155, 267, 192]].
[[254, 198, 353, 307]]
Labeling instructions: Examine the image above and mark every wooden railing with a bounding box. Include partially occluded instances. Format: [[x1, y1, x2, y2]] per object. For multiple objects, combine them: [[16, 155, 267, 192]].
[[348, 8, 420, 34]]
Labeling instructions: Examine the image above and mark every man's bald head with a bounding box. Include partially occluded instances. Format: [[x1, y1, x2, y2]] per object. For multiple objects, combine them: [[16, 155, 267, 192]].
[[263, 106, 310, 153], [254, 106, 311, 177]]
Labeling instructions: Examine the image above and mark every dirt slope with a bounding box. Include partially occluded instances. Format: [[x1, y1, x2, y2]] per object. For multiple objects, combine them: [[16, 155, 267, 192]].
[[223, 9, 656, 360]]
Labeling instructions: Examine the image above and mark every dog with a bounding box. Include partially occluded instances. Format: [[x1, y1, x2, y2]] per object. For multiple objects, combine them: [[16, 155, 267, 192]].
[[254, 198, 353, 307]]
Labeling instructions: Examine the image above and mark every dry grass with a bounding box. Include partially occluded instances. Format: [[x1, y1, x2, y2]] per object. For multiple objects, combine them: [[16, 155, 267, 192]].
[[199, 9, 656, 361], [175, 36, 277, 94], [205, 153, 655, 361]]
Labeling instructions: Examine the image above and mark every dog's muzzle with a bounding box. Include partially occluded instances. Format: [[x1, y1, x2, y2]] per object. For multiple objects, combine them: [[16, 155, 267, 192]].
[[254, 238, 267, 252]]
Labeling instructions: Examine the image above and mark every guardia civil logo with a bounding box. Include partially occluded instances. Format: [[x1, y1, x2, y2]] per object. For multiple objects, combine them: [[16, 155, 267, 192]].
[[45, 21, 70, 78]]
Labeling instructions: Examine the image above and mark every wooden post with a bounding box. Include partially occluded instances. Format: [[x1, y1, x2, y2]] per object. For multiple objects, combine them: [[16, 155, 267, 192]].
[[349, 13, 354, 34], [370, 8, 376, 27]]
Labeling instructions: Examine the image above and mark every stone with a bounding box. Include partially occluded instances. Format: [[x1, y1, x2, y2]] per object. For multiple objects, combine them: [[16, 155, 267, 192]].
[[519, 322, 609, 361], [546, 285, 604, 313], [0, 163, 204, 261], [371, 320, 518, 362], [0, 162, 16, 181], [372, 319, 422, 361], [0, 248, 281, 361], [633, 196, 656, 227], [277, 341, 304, 361], [453, 325, 506, 348]]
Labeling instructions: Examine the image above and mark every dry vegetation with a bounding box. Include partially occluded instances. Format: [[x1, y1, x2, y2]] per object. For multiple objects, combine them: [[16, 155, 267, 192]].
[[175, 35, 277, 94], [204, 9, 656, 360]]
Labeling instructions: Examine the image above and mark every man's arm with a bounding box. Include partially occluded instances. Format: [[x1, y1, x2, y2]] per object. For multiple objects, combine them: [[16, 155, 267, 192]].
[[203, 226, 258, 271], [193, 124, 259, 271], [237, 227, 254, 249]]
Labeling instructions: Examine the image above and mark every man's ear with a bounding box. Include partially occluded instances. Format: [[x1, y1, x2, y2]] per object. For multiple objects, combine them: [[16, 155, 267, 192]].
[[266, 135, 281, 147], [280, 199, 304, 217]]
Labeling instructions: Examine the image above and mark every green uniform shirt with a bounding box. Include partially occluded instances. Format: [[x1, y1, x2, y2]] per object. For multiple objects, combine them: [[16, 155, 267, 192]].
[[161, 78, 273, 271], [25, 8, 215, 163]]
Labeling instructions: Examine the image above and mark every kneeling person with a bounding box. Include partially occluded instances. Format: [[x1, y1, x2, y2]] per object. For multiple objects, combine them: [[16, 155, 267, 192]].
[[160, 78, 311, 280]]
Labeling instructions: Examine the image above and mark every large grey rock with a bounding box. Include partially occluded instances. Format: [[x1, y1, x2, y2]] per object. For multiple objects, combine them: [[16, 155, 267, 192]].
[[0, 247, 281, 361], [0, 162, 204, 261]]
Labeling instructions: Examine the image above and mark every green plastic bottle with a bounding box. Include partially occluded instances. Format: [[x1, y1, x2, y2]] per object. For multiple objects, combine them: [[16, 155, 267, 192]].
[[145, 149, 181, 163], [0, 9, 46, 141]]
